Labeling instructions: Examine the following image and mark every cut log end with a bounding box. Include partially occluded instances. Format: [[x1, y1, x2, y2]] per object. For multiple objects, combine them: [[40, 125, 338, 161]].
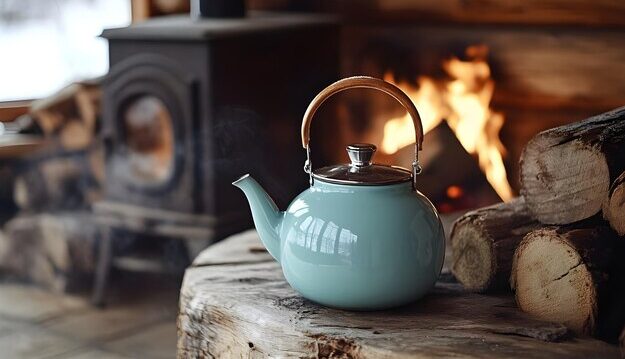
[[451, 225, 494, 291], [450, 198, 540, 292], [512, 228, 599, 335], [603, 171, 625, 236], [521, 139, 609, 224]]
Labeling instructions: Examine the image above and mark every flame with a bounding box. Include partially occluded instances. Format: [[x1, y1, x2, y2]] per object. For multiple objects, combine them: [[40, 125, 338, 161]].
[[381, 46, 513, 201]]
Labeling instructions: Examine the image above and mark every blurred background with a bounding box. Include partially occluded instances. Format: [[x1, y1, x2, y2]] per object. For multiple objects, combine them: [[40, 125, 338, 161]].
[[0, 0, 130, 101], [0, 0, 623, 357]]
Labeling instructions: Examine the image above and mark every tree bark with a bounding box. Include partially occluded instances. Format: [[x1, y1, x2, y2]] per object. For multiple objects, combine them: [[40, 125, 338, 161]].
[[450, 198, 541, 292], [603, 171, 625, 236], [520, 106, 625, 225], [511, 224, 622, 336]]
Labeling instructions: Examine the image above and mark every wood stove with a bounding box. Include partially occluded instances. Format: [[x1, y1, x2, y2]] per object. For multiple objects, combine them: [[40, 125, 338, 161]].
[[101, 11, 338, 221], [92, 11, 339, 304]]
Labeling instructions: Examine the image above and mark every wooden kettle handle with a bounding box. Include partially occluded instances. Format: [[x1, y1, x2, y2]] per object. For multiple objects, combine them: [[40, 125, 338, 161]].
[[300, 76, 424, 151]]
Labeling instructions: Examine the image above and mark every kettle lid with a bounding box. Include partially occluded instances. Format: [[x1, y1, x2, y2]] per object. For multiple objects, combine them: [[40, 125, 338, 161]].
[[313, 143, 412, 186]]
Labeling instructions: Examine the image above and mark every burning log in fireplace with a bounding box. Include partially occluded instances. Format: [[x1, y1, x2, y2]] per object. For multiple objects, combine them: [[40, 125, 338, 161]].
[[398, 120, 501, 210]]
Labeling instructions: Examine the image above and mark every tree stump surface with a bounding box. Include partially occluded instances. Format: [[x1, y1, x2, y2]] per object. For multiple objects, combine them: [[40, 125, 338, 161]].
[[177, 230, 620, 358]]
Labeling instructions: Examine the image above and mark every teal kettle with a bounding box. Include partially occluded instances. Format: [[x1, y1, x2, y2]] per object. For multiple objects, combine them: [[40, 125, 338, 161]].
[[233, 76, 445, 310]]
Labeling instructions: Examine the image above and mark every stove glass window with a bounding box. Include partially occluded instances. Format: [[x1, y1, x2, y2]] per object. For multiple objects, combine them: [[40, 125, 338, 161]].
[[123, 96, 174, 185]]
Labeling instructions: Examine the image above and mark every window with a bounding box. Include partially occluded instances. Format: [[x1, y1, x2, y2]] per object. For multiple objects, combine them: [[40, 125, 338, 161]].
[[0, 0, 131, 101]]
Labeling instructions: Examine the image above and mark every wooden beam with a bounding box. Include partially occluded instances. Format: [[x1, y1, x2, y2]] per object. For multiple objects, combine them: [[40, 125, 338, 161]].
[[0, 100, 31, 123], [342, 26, 625, 111], [335, 0, 625, 28]]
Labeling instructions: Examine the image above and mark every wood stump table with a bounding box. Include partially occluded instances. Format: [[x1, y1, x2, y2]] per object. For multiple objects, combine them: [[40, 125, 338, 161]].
[[177, 230, 620, 358]]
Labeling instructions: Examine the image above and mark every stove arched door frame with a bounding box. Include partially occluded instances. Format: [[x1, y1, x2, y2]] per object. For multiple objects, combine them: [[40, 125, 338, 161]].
[[103, 53, 198, 199]]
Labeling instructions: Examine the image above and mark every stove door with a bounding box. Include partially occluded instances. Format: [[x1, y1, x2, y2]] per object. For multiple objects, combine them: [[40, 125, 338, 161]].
[[102, 54, 197, 212]]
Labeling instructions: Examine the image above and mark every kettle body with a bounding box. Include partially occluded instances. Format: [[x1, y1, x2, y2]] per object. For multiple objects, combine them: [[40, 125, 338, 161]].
[[280, 180, 444, 309]]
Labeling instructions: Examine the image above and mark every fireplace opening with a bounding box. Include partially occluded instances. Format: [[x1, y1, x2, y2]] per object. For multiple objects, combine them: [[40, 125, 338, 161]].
[[380, 45, 513, 203], [122, 95, 175, 185], [334, 44, 512, 211]]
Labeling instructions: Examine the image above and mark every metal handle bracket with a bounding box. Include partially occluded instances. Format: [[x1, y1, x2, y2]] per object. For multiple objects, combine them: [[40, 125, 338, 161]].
[[301, 76, 424, 189]]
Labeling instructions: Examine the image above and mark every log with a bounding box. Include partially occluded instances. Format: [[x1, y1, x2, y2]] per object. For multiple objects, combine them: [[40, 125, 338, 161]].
[[603, 171, 625, 236], [520, 106, 625, 224], [0, 164, 17, 222], [59, 120, 93, 151], [30, 84, 82, 134], [450, 198, 541, 292], [0, 212, 98, 292], [73, 85, 100, 131], [511, 224, 622, 336], [29, 80, 100, 150], [178, 230, 621, 358], [400, 121, 501, 208], [14, 154, 100, 211]]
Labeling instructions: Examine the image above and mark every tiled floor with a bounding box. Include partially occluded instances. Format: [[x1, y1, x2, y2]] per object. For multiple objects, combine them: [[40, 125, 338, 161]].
[[0, 273, 180, 359]]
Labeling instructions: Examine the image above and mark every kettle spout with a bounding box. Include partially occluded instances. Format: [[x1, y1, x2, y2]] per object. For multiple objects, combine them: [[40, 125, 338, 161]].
[[232, 174, 283, 262]]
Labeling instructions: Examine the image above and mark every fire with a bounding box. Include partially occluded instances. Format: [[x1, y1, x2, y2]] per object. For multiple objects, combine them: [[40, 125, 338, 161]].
[[381, 46, 513, 201]]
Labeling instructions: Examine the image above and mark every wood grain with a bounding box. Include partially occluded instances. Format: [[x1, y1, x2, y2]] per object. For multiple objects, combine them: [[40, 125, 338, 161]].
[[336, 0, 625, 27], [603, 171, 625, 236], [450, 198, 541, 292], [520, 106, 625, 224], [511, 225, 621, 336], [178, 231, 620, 358]]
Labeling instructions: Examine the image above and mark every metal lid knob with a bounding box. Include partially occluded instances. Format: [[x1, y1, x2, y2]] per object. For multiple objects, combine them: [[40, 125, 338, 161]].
[[347, 143, 376, 167]]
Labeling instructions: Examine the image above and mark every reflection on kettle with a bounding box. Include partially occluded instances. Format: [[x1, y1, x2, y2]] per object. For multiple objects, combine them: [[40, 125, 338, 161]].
[[288, 217, 358, 260]]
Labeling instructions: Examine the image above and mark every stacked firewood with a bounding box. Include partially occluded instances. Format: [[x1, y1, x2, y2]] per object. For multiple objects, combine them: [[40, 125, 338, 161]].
[[15, 79, 104, 212], [0, 80, 104, 292], [450, 106, 625, 343]]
